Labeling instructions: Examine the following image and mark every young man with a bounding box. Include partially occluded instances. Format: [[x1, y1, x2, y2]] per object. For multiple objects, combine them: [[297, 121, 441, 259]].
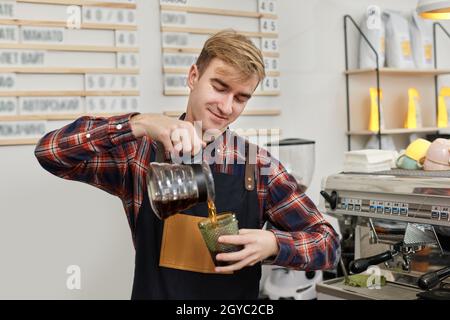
[[35, 30, 340, 300]]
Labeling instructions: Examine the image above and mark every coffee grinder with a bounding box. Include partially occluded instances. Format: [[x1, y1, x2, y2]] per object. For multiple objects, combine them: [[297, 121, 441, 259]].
[[261, 138, 322, 300]]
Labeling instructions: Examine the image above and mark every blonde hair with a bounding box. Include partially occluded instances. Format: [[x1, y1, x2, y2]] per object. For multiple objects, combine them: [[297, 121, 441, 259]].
[[196, 29, 266, 82]]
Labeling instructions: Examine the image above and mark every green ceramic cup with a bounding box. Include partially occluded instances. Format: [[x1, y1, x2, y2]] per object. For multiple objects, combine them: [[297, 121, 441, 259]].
[[198, 212, 243, 266]]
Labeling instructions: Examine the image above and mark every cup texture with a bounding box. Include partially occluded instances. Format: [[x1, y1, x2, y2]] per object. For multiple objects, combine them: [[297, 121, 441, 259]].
[[198, 213, 242, 265]]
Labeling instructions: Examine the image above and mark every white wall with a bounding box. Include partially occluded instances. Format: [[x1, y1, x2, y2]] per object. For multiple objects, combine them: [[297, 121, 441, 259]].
[[1, 0, 450, 299]]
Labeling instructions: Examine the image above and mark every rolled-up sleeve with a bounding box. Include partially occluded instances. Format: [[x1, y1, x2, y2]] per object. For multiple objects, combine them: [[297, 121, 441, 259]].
[[261, 154, 341, 271], [34, 113, 140, 197]]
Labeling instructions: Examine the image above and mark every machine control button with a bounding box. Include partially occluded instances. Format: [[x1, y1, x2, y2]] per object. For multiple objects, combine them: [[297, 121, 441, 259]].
[[392, 203, 400, 215], [384, 202, 392, 214], [441, 207, 449, 220], [369, 200, 376, 213], [432, 206, 441, 220], [400, 203, 408, 216], [376, 201, 384, 213]]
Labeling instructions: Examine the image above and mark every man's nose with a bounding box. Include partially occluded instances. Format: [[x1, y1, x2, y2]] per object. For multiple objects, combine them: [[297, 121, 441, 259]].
[[218, 94, 233, 116]]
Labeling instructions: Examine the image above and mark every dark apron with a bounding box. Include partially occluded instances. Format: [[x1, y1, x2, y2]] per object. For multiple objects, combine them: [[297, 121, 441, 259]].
[[131, 148, 262, 300]]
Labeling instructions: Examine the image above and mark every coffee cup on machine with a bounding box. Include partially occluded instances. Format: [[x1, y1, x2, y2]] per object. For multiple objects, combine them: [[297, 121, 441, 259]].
[[405, 138, 431, 163], [396, 153, 423, 170], [423, 138, 450, 171]]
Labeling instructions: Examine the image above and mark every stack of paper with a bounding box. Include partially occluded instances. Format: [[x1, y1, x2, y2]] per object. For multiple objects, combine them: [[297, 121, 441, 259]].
[[343, 149, 397, 173]]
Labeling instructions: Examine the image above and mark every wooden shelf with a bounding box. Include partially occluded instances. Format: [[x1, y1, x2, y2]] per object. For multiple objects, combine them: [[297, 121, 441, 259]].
[[233, 128, 281, 137], [0, 111, 130, 146], [0, 19, 137, 31], [17, 0, 137, 9], [163, 67, 280, 77], [0, 43, 138, 53], [164, 90, 280, 97], [260, 52, 279, 58], [163, 109, 281, 117], [0, 91, 139, 97], [162, 47, 279, 58], [161, 26, 278, 39], [0, 128, 282, 146], [347, 127, 441, 135], [254, 91, 280, 96], [162, 47, 202, 54], [0, 112, 128, 121], [81, 23, 137, 31], [0, 138, 40, 146], [0, 67, 139, 74], [345, 68, 450, 76], [160, 4, 277, 19]]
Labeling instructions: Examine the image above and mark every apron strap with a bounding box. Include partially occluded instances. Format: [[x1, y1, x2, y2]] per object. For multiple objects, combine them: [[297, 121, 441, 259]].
[[244, 143, 256, 191], [155, 135, 256, 191]]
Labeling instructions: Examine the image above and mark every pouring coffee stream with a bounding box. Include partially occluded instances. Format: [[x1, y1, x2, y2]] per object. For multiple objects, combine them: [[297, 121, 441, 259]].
[[207, 198, 218, 224]]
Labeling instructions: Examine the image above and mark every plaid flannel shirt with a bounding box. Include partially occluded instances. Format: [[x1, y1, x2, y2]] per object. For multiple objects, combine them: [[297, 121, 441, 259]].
[[35, 113, 340, 271]]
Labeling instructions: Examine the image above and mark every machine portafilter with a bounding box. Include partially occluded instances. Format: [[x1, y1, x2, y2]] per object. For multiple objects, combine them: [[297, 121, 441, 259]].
[[418, 266, 450, 290], [349, 221, 442, 274], [349, 242, 419, 274]]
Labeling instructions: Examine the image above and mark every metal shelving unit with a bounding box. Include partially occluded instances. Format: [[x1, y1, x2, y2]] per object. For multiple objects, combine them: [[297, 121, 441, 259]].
[[343, 14, 450, 151]]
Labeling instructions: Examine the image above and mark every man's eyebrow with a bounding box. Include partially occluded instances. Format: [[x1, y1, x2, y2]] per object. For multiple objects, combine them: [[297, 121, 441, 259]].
[[211, 78, 252, 99]]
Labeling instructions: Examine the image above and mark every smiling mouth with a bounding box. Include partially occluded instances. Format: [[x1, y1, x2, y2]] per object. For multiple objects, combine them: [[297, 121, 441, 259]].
[[209, 109, 228, 121]]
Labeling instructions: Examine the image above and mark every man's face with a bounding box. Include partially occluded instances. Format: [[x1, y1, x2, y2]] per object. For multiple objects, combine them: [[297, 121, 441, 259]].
[[186, 58, 260, 132]]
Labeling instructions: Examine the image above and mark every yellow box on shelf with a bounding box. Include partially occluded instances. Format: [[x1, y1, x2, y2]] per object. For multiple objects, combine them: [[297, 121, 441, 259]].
[[404, 88, 422, 129], [438, 88, 450, 128], [368, 87, 384, 132]]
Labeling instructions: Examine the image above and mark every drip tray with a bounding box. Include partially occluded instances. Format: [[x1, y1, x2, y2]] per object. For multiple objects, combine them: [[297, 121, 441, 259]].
[[316, 277, 422, 300], [417, 288, 450, 300]]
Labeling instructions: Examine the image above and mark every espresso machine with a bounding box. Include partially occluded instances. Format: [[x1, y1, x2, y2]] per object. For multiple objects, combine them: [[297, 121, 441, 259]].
[[318, 170, 450, 300], [260, 138, 322, 300]]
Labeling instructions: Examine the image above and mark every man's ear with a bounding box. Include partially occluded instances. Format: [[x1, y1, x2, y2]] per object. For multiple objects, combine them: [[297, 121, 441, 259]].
[[187, 64, 199, 90]]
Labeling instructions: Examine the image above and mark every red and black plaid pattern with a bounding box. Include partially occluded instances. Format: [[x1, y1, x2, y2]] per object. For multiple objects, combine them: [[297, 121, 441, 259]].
[[35, 113, 340, 271]]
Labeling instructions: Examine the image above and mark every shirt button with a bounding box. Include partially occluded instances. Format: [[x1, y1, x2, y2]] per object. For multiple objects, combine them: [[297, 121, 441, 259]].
[[116, 124, 123, 130], [86, 133, 91, 139]]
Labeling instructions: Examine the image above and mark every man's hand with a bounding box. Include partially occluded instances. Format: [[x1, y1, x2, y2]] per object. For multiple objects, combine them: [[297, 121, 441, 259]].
[[130, 113, 205, 155], [215, 229, 279, 273]]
